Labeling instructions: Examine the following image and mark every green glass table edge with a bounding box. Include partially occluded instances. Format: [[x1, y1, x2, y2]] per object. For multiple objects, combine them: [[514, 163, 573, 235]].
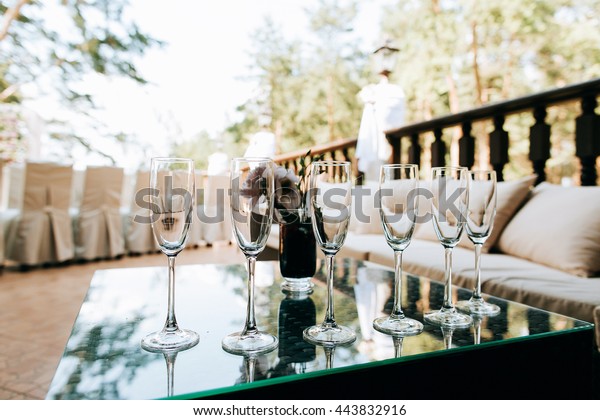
[[164, 323, 594, 400]]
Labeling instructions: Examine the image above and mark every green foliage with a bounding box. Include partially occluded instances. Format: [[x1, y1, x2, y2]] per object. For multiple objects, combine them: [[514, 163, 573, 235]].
[[379, 0, 600, 181], [228, 0, 368, 155], [171, 131, 216, 170], [0, 0, 160, 162]]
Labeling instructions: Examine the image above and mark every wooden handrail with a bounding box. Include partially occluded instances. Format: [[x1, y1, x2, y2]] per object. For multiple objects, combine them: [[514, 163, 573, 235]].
[[272, 137, 362, 183], [273, 137, 357, 164], [385, 78, 600, 138]]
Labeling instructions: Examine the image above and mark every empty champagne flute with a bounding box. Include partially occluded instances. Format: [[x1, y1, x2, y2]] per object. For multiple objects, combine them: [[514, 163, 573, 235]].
[[455, 170, 501, 315], [373, 164, 423, 336], [142, 157, 199, 351], [304, 161, 356, 346], [223, 157, 278, 355], [423, 166, 472, 328]]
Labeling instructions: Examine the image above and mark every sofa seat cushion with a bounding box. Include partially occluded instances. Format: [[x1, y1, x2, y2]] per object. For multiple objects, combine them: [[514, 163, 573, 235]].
[[482, 269, 600, 325], [363, 238, 600, 325], [366, 238, 479, 290], [338, 231, 388, 261]]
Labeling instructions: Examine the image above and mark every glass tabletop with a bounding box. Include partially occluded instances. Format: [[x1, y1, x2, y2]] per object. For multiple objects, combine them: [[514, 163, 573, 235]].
[[45, 257, 593, 400]]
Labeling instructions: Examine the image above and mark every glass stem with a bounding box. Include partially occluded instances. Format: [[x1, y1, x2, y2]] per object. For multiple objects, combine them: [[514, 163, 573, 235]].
[[242, 256, 258, 336], [245, 356, 256, 383], [473, 243, 483, 300], [393, 336, 404, 358], [164, 256, 178, 332], [442, 246, 454, 310], [442, 326, 453, 349], [164, 352, 176, 397], [391, 250, 405, 319], [323, 254, 337, 328], [473, 318, 482, 345], [324, 346, 335, 369]]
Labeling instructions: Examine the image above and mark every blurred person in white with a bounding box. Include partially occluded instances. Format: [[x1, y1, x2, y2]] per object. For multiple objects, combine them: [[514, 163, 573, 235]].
[[356, 79, 405, 183]]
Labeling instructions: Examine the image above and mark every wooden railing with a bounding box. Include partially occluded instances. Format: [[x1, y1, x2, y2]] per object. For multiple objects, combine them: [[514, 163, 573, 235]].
[[273, 137, 362, 182], [385, 78, 600, 185]]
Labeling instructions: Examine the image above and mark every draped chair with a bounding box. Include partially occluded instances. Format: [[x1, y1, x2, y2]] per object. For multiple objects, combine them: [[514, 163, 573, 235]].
[[6, 162, 74, 266], [187, 170, 206, 247], [125, 170, 159, 254], [75, 166, 125, 260], [201, 173, 232, 245]]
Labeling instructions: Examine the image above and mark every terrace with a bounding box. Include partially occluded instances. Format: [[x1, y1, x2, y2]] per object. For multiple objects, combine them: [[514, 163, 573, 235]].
[[0, 79, 598, 399]]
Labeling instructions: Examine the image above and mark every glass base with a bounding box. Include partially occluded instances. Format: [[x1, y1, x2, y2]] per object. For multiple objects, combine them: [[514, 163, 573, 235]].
[[373, 315, 423, 336], [141, 328, 199, 352], [222, 331, 278, 355], [455, 297, 501, 316], [424, 307, 472, 328], [281, 277, 314, 294], [303, 324, 356, 346]]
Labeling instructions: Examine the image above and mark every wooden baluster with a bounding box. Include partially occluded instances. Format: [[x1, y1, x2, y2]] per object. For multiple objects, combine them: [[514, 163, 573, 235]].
[[431, 128, 446, 167], [489, 114, 509, 181], [341, 146, 351, 164], [529, 106, 551, 185], [386, 133, 402, 164], [458, 121, 475, 169], [408, 133, 421, 166], [327, 152, 335, 178], [342, 146, 360, 185], [575, 95, 600, 186]]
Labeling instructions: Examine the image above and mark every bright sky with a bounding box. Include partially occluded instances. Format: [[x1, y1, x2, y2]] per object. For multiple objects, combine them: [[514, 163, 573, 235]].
[[24, 0, 393, 168]]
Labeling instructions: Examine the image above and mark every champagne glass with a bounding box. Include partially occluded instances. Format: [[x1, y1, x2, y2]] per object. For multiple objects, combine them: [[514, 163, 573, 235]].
[[303, 161, 356, 346], [142, 157, 199, 351], [455, 170, 501, 315], [223, 157, 278, 355], [373, 164, 423, 336], [423, 166, 472, 328]]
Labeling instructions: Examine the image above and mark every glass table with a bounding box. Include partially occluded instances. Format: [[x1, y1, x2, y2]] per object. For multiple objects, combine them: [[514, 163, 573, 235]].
[[46, 258, 595, 400]]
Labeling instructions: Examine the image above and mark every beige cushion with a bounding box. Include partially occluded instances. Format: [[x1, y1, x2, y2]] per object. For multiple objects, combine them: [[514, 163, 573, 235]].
[[497, 182, 600, 277], [340, 231, 388, 261], [368, 237, 600, 326], [349, 182, 383, 235], [414, 175, 537, 252]]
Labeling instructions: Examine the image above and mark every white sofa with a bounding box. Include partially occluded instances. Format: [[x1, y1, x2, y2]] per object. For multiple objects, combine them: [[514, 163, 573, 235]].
[[267, 177, 600, 350]]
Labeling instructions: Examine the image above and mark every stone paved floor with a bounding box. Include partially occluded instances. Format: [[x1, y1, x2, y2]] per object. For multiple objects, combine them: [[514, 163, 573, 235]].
[[0, 243, 244, 400]]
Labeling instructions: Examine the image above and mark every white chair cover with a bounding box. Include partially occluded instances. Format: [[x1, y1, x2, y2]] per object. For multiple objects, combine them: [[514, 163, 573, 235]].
[[6, 162, 74, 265], [125, 170, 159, 254], [5, 163, 24, 209], [201, 173, 232, 245], [75, 166, 125, 260], [187, 170, 206, 247]]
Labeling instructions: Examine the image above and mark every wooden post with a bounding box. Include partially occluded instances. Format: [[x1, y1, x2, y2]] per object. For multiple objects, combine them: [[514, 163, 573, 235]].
[[386, 133, 402, 164], [458, 121, 475, 169], [489, 114, 509, 181], [575, 95, 599, 186], [408, 133, 421, 167], [431, 128, 446, 167], [529, 106, 551, 185]]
